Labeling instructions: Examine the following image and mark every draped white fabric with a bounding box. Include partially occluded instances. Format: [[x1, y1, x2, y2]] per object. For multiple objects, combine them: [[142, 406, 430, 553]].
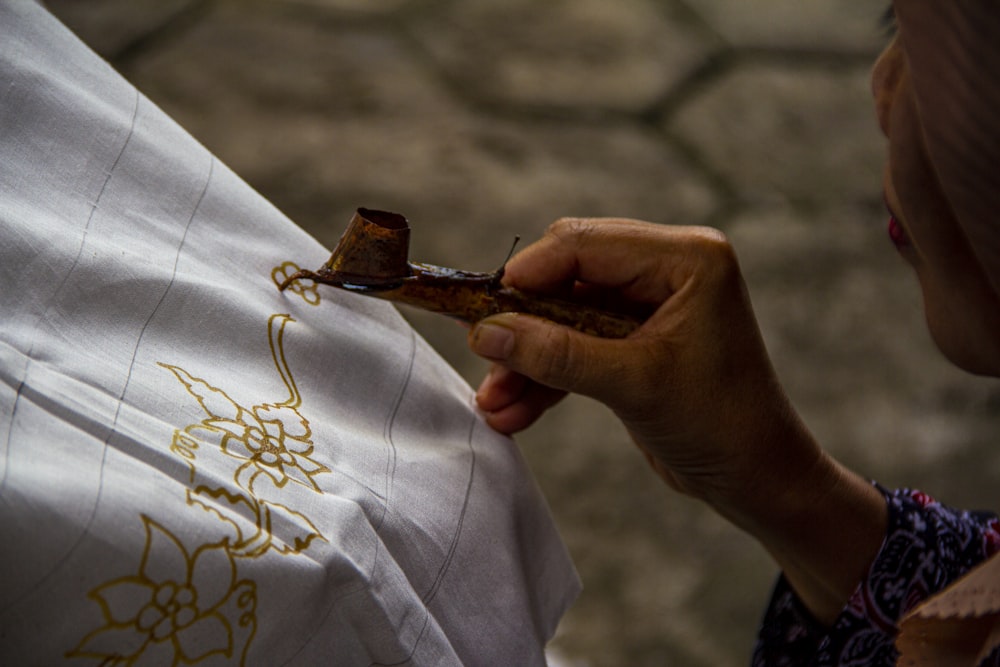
[[0, 2, 579, 664]]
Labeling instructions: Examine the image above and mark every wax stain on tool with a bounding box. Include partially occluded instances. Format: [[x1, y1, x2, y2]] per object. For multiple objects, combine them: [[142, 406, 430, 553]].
[[279, 208, 641, 339]]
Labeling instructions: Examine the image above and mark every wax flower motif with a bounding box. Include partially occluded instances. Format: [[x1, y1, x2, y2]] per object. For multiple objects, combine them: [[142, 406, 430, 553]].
[[160, 315, 330, 497], [159, 314, 329, 559], [174, 388, 328, 495], [272, 261, 320, 306], [68, 516, 256, 666], [226, 401, 323, 493]]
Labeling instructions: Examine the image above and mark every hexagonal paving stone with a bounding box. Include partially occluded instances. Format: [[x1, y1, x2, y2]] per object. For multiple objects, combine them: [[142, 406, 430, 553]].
[[412, 0, 717, 113], [128, 4, 451, 119], [667, 61, 884, 206], [684, 0, 889, 52]]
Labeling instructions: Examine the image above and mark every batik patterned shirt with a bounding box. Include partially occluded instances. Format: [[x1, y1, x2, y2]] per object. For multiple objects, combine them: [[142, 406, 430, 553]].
[[753, 487, 1000, 666]]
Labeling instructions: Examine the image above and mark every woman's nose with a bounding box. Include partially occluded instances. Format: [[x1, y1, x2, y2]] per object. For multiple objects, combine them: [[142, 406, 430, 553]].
[[872, 37, 905, 136]]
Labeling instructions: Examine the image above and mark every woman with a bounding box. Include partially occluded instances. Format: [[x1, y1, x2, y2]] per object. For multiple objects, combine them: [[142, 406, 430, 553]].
[[468, 2, 1000, 664]]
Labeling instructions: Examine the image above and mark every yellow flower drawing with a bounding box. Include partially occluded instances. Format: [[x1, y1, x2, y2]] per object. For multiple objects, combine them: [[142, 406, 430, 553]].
[[160, 314, 329, 495], [159, 314, 329, 557], [272, 261, 320, 305], [68, 516, 256, 666], [167, 375, 328, 495]]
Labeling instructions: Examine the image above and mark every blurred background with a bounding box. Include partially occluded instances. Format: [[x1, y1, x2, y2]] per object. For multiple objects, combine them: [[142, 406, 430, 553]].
[[46, 1, 1000, 664]]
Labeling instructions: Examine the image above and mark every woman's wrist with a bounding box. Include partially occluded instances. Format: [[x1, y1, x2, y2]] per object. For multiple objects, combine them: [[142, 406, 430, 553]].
[[698, 414, 888, 625], [760, 460, 886, 624]]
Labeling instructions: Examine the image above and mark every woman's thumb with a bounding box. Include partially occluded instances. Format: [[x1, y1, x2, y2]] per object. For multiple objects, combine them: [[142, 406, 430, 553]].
[[468, 312, 621, 399]]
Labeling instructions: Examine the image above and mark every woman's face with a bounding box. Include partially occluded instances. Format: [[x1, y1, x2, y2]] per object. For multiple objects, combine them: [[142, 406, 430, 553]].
[[872, 36, 1000, 375]]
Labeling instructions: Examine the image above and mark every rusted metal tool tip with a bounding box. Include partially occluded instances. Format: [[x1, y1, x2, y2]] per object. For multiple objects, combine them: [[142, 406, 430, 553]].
[[321, 208, 412, 287], [279, 207, 642, 338]]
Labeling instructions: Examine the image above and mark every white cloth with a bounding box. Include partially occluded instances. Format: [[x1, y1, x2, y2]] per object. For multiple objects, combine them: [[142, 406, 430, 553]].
[[0, 2, 579, 664]]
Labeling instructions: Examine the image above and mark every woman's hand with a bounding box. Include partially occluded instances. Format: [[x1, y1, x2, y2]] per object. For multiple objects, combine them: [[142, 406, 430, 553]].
[[467, 217, 887, 624], [469, 216, 797, 502]]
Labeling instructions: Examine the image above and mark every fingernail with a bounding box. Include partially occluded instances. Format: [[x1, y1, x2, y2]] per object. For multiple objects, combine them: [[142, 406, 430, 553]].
[[470, 323, 515, 360]]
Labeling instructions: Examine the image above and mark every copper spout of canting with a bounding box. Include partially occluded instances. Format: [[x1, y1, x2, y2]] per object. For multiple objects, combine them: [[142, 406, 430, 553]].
[[279, 208, 641, 339], [318, 208, 412, 287]]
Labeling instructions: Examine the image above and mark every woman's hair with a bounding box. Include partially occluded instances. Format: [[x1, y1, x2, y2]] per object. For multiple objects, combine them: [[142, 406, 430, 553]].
[[895, 0, 1000, 295]]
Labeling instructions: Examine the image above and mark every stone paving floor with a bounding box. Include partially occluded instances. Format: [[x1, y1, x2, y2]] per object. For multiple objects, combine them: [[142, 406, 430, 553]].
[[46, 1, 1000, 665]]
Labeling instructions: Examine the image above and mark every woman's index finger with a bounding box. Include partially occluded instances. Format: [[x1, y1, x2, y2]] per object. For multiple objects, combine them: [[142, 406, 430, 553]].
[[503, 217, 705, 304]]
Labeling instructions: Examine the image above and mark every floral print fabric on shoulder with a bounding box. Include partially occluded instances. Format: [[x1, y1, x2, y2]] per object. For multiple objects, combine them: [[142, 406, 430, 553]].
[[753, 487, 1000, 666]]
